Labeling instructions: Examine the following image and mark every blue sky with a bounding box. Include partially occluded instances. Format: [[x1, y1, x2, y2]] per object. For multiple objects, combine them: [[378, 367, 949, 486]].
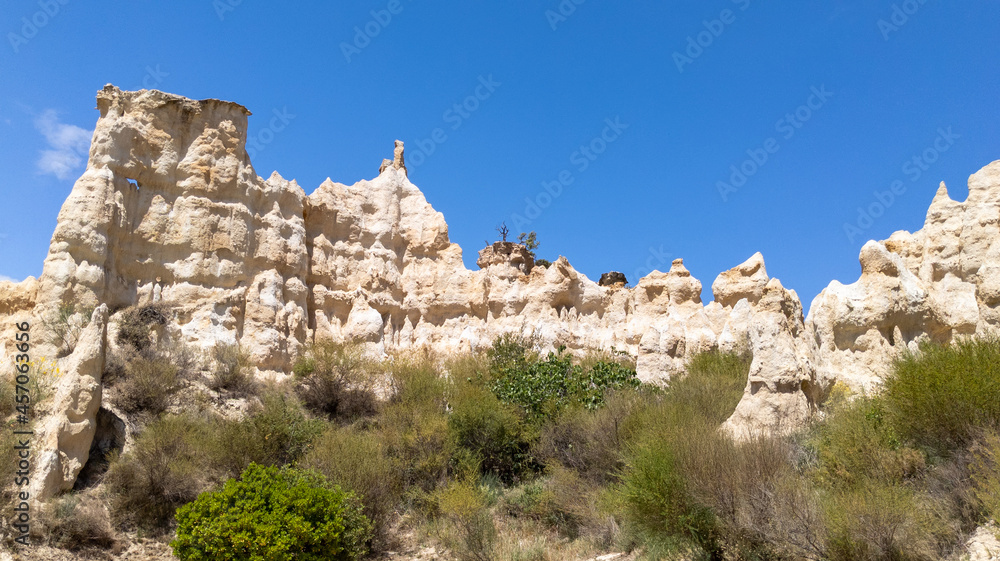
[[1, 1, 998, 311]]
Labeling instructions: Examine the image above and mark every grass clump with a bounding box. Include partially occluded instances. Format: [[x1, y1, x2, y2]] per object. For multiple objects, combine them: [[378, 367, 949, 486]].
[[172, 463, 371, 561], [209, 343, 258, 396], [39, 493, 118, 551]]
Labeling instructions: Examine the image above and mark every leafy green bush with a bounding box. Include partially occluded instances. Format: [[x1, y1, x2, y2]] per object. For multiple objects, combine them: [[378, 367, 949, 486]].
[[172, 463, 371, 561], [301, 427, 403, 550], [448, 385, 536, 485], [885, 337, 1000, 453], [489, 345, 639, 421]]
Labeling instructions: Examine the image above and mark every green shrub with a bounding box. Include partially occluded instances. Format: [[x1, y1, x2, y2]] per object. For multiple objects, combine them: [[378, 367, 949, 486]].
[[293, 341, 379, 422], [822, 481, 956, 561], [301, 427, 403, 550], [534, 392, 637, 485], [104, 414, 216, 529], [108, 354, 180, 416], [44, 301, 94, 357], [448, 385, 537, 485], [885, 337, 1000, 453], [489, 345, 640, 421], [668, 350, 751, 426], [212, 392, 323, 478], [434, 479, 496, 561], [811, 397, 925, 487], [210, 344, 258, 397], [971, 430, 1000, 524], [618, 437, 721, 559], [172, 463, 371, 561]]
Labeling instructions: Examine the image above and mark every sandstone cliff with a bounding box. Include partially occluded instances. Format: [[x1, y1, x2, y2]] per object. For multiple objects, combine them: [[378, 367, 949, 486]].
[[3, 86, 1000, 494]]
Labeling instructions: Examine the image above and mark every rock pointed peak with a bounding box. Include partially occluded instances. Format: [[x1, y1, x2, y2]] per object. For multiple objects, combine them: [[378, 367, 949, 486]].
[[931, 181, 951, 205], [379, 140, 408, 176], [669, 258, 691, 277]]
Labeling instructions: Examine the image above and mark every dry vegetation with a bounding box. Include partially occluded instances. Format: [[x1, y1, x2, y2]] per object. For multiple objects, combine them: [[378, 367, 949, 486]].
[[5, 306, 1000, 560]]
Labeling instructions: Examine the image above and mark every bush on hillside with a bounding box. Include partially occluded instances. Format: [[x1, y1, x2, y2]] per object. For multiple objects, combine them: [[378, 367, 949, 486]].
[[293, 341, 379, 422], [301, 427, 403, 550], [104, 414, 215, 529], [885, 337, 1000, 453], [172, 463, 371, 561]]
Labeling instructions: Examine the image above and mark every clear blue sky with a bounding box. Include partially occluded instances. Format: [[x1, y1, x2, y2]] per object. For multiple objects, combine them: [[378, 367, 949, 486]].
[[2, 1, 998, 311]]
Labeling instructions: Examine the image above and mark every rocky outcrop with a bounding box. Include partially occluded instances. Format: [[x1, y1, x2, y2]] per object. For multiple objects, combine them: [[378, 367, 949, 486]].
[[32, 305, 108, 500], [16, 85, 1000, 472], [809, 162, 1000, 392], [476, 242, 535, 275], [599, 272, 627, 287]]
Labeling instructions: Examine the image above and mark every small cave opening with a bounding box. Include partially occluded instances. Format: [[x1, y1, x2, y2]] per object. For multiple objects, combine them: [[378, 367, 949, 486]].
[[73, 407, 127, 491]]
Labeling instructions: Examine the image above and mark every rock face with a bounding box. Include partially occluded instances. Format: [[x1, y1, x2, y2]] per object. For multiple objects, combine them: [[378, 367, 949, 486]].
[[809, 162, 1000, 393], [10, 86, 1000, 494], [476, 242, 535, 275], [32, 305, 108, 500]]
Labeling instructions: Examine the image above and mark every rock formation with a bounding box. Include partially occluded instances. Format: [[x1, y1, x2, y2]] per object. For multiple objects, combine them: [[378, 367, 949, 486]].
[[32, 305, 107, 500], [476, 241, 535, 274], [598, 271, 627, 287], [2, 86, 1000, 495]]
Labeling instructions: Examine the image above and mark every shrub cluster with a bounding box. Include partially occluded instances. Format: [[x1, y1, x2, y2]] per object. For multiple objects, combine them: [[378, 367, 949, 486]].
[[172, 463, 371, 561]]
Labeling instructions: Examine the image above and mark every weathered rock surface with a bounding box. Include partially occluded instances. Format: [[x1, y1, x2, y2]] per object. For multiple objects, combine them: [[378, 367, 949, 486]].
[[10, 86, 1000, 487], [476, 241, 535, 274], [31, 305, 108, 500], [809, 162, 1000, 393]]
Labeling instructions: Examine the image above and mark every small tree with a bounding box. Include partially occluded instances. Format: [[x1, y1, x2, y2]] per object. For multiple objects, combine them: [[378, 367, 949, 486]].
[[496, 222, 510, 242], [517, 231, 539, 258]]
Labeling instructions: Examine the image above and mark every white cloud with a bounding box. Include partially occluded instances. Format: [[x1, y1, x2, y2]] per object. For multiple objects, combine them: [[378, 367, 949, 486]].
[[34, 109, 92, 180], [0, 274, 19, 283]]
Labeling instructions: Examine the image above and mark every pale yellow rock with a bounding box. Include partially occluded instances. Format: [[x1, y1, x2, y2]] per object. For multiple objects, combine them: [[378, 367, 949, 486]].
[[25, 86, 1000, 463], [31, 305, 107, 500]]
